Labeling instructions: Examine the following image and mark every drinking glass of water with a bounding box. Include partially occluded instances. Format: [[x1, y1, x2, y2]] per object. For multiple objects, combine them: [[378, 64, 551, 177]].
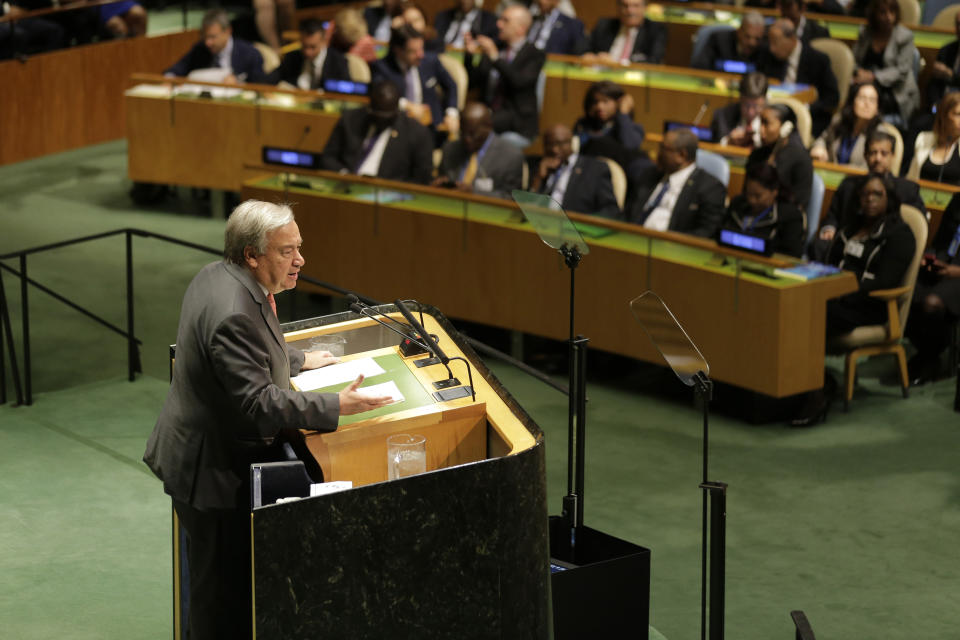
[[387, 434, 427, 480]]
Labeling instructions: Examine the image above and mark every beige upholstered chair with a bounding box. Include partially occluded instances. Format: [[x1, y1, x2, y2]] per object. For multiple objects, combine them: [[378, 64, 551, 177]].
[[906, 131, 933, 180], [933, 4, 960, 27], [345, 53, 371, 83], [253, 42, 281, 75], [438, 53, 468, 110], [597, 156, 627, 211], [827, 205, 928, 408], [896, 0, 921, 24], [809, 37, 856, 109], [879, 122, 904, 176], [770, 96, 813, 147]]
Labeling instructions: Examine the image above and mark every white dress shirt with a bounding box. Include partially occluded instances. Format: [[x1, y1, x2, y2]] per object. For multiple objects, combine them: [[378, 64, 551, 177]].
[[642, 162, 697, 231], [610, 26, 638, 62], [784, 42, 802, 84], [356, 126, 393, 177], [297, 48, 328, 90], [547, 153, 579, 205]]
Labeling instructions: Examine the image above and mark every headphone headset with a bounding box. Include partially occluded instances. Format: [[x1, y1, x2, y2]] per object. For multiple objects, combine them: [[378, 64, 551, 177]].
[[779, 120, 794, 139]]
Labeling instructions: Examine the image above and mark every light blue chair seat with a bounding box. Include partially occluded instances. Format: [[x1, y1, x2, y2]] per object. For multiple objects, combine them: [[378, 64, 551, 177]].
[[695, 149, 730, 187]]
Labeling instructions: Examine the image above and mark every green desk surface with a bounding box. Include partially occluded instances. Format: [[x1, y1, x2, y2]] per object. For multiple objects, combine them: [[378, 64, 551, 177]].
[[311, 353, 434, 426], [657, 6, 952, 49], [253, 175, 830, 289]]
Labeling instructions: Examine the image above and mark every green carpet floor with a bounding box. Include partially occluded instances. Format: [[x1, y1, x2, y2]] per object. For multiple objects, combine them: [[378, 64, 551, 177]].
[[1, 141, 959, 639]]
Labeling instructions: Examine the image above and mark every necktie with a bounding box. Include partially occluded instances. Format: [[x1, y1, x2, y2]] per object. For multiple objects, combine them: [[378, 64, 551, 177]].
[[528, 17, 543, 47], [462, 153, 479, 185], [267, 293, 277, 317], [620, 28, 636, 63], [405, 67, 418, 103], [445, 17, 462, 44], [642, 182, 669, 218]]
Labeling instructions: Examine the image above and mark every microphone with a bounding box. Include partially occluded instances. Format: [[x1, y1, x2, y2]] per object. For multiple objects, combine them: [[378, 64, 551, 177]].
[[394, 299, 448, 365], [394, 299, 476, 402], [283, 125, 312, 200], [347, 295, 430, 356], [692, 99, 709, 127]]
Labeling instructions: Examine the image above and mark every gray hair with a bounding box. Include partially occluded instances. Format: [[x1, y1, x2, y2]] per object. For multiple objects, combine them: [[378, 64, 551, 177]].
[[741, 11, 765, 29], [223, 200, 294, 265], [202, 9, 231, 31]]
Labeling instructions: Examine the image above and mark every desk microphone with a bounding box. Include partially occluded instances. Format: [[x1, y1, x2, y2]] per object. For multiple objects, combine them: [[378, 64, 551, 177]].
[[283, 125, 312, 200], [692, 99, 709, 127], [347, 296, 429, 356], [394, 298, 476, 401]]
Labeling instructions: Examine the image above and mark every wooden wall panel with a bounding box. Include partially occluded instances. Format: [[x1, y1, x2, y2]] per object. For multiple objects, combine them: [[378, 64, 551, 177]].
[[1, 29, 198, 166]]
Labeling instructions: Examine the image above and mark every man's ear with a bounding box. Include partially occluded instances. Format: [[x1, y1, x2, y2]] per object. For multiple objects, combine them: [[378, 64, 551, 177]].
[[243, 246, 259, 269]]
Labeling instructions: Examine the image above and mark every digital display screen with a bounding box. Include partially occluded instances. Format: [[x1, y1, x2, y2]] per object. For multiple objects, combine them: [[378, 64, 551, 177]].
[[261, 146, 321, 169], [719, 229, 768, 255], [714, 60, 756, 74], [323, 79, 369, 95], [664, 121, 713, 142]]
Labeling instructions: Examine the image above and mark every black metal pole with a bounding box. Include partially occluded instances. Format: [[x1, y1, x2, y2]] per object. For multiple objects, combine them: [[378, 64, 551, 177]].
[[707, 483, 727, 640], [20, 255, 31, 405], [573, 335, 588, 527], [0, 271, 23, 406], [126, 232, 137, 381]]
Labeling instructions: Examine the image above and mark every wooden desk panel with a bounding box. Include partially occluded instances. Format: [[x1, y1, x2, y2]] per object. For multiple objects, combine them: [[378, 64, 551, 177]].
[[243, 176, 857, 397]]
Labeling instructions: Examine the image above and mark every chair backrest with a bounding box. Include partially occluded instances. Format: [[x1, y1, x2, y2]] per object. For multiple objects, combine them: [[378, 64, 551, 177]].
[[598, 156, 627, 211], [878, 121, 904, 176], [438, 53, 468, 110], [809, 37, 855, 109], [897, 204, 929, 331], [253, 42, 281, 74], [769, 96, 813, 147], [521, 160, 529, 190], [345, 53, 371, 83], [923, 0, 959, 23], [897, 0, 921, 24], [689, 23, 736, 67], [933, 4, 960, 27], [806, 172, 825, 245], [535, 69, 547, 113], [696, 148, 730, 187], [906, 130, 934, 180]]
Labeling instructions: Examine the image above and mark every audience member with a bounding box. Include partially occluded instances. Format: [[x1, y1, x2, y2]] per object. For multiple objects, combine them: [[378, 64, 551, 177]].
[[792, 174, 914, 426], [817, 130, 924, 253], [759, 18, 839, 137], [393, 3, 443, 51], [267, 18, 349, 89], [627, 128, 726, 238], [0, 2, 63, 58], [525, 0, 585, 55], [320, 80, 433, 184], [691, 11, 764, 72], [434, 102, 524, 199], [18, 0, 97, 46], [463, 4, 545, 147], [926, 10, 960, 115], [165, 9, 265, 83], [810, 82, 884, 166], [908, 92, 960, 184], [572, 80, 651, 181], [851, 0, 919, 128], [906, 192, 960, 384], [99, 1, 147, 39], [252, 0, 293, 52], [531, 123, 621, 218], [720, 162, 806, 258], [435, 0, 499, 47], [364, 0, 404, 42], [329, 8, 377, 63], [711, 72, 769, 147], [748, 104, 814, 208], [371, 25, 459, 132], [582, 0, 666, 65], [778, 0, 829, 43]]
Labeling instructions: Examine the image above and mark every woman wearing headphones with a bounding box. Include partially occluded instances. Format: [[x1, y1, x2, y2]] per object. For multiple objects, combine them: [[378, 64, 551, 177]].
[[747, 103, 814, 210], [719, 162, 806, 258], [907, 92, 960, 185]]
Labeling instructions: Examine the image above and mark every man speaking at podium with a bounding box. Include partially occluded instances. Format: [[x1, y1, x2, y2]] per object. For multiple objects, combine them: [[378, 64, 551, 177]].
[[143, 200, 390, 640]]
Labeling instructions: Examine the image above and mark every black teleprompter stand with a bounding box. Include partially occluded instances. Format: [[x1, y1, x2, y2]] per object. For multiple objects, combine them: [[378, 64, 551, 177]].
[[512, 191, 651, 639]]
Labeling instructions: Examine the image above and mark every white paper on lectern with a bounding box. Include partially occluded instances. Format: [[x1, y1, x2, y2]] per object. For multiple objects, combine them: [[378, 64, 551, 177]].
[[357, 380, 405, 404], [291, 357, 386, 391]]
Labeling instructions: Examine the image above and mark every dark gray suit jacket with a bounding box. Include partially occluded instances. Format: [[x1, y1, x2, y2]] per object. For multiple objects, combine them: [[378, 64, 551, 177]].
[[437, 134, 524, 199], [143, 261, 339, 511], [628, 166, 727, 238]]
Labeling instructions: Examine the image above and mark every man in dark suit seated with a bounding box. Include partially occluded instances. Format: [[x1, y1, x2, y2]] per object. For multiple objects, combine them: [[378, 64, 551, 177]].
[[581, 0, 667, 65], [778, 0, 830, 43], [530, 124, 621, 218], [321, 80, 434, 184], [435, 0, 499, 48], [434, 102, 525, 199], [371, 25, 460, 134], [364, 0, 403, 42], [710, 71, 769, 147], [813, 130, 925, 256], [525, 0, 585, 55], [691, 11, 765, 71], [143, 200, 391, 640], [464, 4, 545, 148], [267, 18, 349, 90], [925, 10, 960, 113], [0, 1, 63, 59], [627, 128, 726, 238], [165, 9, 265, 83], [759, 18, 839, 137]]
